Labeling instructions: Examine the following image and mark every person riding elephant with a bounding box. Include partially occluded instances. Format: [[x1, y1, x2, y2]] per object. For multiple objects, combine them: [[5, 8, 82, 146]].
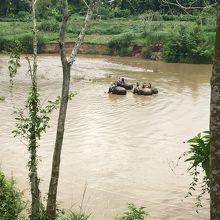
[[116, 77, 133, 90], [133, 82, 157, 96]]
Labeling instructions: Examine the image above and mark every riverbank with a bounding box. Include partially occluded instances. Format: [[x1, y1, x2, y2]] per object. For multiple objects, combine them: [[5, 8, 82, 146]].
[[41, 42, 163, 59], [0, 13, 215, 63]]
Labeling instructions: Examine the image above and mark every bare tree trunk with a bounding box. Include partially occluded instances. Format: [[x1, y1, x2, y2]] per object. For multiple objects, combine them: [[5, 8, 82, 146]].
[[29, 0, 41, 219], [46, 1, 99, 219], [210, 1, 220, 219]]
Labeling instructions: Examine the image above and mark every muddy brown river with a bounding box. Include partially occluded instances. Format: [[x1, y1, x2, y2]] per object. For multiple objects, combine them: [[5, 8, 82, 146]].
[[0, 55, 211, 219]]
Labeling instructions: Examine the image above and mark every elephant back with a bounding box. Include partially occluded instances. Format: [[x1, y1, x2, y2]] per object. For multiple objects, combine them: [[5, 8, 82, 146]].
[[141, 88, 153, 96], [123, 83, 133, 90], [117, 82, 133, 90], [112, 86, 127, 95]]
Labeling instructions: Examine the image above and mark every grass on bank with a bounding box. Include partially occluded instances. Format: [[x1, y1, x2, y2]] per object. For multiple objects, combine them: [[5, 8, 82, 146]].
[[0, 13, 216, 63], [0, 14, 215, 45]]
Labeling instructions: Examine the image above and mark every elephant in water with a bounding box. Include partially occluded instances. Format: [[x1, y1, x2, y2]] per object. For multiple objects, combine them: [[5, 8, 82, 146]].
[[116, 77, 133, 90], [133, 83, 158, 96], [108, 84, 127, 95], [133, 87, 153, 96]]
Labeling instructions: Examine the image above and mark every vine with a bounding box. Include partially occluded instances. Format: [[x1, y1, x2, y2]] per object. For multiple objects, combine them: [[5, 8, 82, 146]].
[[8, 41, 23, 90]]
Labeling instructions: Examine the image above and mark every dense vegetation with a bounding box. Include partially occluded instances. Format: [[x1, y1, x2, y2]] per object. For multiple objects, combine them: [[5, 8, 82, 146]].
[[0, 170, 24, 220], [0, 0, 216, 17], [0, 0, 216, 63]]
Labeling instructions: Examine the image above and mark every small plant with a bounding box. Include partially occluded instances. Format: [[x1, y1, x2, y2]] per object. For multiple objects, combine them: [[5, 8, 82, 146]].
[[182, 131, 210, 211], [39, 19, 59, 32], [66, 211, 90, 220], [8, 40, 22, 88], [142, 48, 153, 59], [185, 131, 210, 179], [109, 33, 134, 56], [119, 47, 132, 57], [109, 33, 134, 50], [0, 170, 24, 220], [116, 203, 149, 220]]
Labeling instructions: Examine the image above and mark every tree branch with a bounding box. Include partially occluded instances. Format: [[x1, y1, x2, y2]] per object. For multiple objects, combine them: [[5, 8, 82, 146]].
[[32, 0, 38, 82], [59, 0, 69, 65], [161, 0, 217, 11], [82, 0, 89, 8], [67, 0, 100, 65]]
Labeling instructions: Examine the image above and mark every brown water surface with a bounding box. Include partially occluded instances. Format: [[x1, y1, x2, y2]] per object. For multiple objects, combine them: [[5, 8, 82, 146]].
[[0, 55, 211, 219]]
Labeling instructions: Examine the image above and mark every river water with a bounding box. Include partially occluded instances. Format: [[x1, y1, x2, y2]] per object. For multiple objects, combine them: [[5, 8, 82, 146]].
[[0, 55, 211, 219]]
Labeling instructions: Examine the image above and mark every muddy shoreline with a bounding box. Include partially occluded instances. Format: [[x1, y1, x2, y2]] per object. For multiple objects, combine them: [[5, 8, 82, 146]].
[[41, 42, 163, 58]]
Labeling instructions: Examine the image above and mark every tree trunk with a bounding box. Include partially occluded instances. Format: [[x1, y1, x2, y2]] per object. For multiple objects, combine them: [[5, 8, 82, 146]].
[[29, 1, 41, 219], [29, 82, 40, 220], [210, 1, 220, 219], [46, 62, 71, 220], [46, 1, 99, 219]]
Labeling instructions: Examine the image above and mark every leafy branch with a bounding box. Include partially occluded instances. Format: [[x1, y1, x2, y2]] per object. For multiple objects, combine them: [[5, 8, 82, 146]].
[[182, 131, 210, 211]]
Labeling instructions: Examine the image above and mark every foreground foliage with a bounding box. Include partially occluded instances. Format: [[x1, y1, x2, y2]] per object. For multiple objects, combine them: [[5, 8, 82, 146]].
[[116, 203, 149, 220], [183, 131, 210, 211], [0, 170, 24, 220]]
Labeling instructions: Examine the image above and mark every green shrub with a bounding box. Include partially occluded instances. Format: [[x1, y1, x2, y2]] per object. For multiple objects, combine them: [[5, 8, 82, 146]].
[[161, 14, 175, 21], [182, 131, 210, 210], [39, 19, 59, 32], [186, 131, 210, 179], [109, 33, 134, 49], [0, 34, 45, 53], [143, 31, 168, 44], [18, 34, 45, 53], [0, 38, 17, 52], [163, 25, 213, 64], [0, 171, 24, 220], [142, 48, 153, 59], [116, 203, 149, 220], [66, 211, 90, 220], [17, 11, 31, 21], [109, 33, 134, 56], [88, 25, 124, 35], [119, 47, 132, 57], [94, 6, 114, 19], [56, 209, 90, 220], [140, 11, 162, 22], [114, 9, 131, 18]]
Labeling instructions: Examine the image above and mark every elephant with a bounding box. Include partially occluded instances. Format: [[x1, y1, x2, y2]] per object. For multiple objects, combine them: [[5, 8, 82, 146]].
[[133, 86, 153, 96], [133, 85, 158, 96], [108, 85, 127, 95], [116, 82, 133, 90]]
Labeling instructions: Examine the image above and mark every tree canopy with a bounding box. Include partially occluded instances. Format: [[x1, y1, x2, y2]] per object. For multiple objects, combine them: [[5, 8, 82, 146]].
[[0, 0, 216, 17]]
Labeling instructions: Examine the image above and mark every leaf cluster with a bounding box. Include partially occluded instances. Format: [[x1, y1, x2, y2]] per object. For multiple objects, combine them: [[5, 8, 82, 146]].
[[0, 171, 24, 220], [116, 203, 149, 220], [186, 131, 210, 179], [183, 131, 210, 211], [12, 85, 61, 145], [8, 40, 23, 87]]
